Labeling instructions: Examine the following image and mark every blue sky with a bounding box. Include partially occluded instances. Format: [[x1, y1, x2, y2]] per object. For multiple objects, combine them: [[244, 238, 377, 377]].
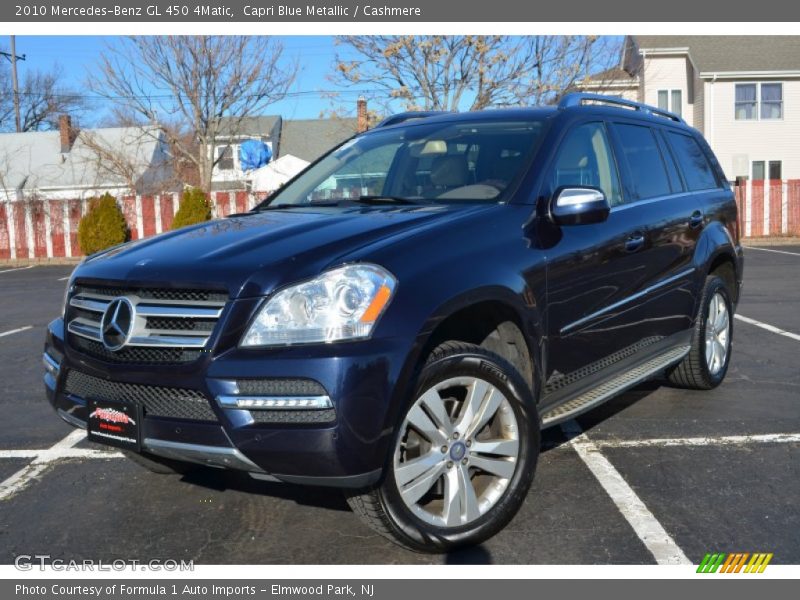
[[10, 36, 364, 123]]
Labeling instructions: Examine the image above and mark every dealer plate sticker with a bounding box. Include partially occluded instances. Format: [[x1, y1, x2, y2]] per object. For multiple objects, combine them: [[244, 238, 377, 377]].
[[86, 398, 141, 451]]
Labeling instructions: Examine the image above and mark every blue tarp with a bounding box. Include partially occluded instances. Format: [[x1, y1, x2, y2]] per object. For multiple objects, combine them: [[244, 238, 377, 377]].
[[239, 139, 272, 171]]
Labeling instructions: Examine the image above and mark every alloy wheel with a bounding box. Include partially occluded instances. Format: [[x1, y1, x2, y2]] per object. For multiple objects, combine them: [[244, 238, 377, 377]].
[[705, 291, 730, 375], [393, 376, 520, 528]]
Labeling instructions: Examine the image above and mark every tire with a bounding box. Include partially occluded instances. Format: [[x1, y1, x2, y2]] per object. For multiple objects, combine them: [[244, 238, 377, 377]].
[[345, 341, 540, 553], [668, 274, 733, 390], [122, 449, 199, 475]]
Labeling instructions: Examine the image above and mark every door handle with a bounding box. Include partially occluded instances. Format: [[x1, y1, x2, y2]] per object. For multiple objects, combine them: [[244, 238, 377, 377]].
[[624, 233, 646, 253], [689, 210, 705, 229]]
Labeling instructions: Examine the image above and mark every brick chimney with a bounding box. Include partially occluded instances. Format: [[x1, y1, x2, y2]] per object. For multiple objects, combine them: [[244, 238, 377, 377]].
[[59, 115, 78, 153], [357, 97, 368, 133]]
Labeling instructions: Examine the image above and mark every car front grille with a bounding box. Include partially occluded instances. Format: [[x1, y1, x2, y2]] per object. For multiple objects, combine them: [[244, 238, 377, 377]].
[[66, 283, 228, 365], [64, 369, 218, 422]]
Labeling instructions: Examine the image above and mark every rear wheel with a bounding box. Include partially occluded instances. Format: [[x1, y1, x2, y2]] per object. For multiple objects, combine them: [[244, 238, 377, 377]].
[[668, 274, 733, 390], [346, 342, 539, 552]]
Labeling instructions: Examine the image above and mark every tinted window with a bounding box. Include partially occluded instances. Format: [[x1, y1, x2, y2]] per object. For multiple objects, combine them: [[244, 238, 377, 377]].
[[614, 123, 672, 200], [667, 132, 719, 191], [550, 122, 622, 206]]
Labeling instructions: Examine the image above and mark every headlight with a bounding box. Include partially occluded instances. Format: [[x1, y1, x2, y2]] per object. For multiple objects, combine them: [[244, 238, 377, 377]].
[[241, 264, 397, 347]]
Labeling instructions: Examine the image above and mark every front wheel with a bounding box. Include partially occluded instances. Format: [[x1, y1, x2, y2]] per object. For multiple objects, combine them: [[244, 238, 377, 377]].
[[346, 342, 539, 552], [668, 274, 733, 390]]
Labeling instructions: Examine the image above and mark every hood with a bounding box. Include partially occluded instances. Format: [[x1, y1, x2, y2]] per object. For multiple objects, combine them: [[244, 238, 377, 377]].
[[74, 204, 492, 298]]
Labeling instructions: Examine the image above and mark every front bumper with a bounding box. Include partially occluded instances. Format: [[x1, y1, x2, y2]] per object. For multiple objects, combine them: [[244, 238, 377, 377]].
[[44, 318, 416, 488]]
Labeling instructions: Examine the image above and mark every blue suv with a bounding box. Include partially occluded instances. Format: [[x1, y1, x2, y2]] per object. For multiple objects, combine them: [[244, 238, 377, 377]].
[[44, 94, 743, 552]]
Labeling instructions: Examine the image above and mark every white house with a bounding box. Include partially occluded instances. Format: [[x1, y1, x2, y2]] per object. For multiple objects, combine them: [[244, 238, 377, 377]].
[[0, 116, 174, 201], [580, 35, 800, 182]]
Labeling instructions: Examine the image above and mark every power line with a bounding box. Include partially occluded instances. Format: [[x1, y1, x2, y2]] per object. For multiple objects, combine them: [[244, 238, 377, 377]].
[[9, 87, 388, 101]]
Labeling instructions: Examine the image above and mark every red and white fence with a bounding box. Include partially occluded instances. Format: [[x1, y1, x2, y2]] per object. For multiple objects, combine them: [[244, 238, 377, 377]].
[[734, 179, 800, 238], [1, 182, 799, 260], [0, 191, 259, 260]]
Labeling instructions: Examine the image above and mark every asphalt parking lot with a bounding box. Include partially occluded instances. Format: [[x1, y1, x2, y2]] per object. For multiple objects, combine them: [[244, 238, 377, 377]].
[[0, 247, 798, 565]]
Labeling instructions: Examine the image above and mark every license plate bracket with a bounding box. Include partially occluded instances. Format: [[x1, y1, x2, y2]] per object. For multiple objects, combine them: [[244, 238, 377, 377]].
[[86, 398, 142, 452]]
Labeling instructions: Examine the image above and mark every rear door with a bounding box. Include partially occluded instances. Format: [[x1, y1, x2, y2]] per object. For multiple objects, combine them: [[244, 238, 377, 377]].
[[604, 119, 704, 344]]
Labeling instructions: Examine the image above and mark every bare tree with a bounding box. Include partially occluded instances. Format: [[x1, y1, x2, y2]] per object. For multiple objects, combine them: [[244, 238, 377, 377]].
[[333, 35, 620, 112], [88, 36, 296, 191], [0, 59, 88, 132], [91, 109, 201, 190], [79, 129, 163, 194]]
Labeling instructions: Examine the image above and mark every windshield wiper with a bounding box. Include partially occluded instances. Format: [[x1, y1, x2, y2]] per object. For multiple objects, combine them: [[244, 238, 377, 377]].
[[354, 195, 423, 205], [255, 201, 341, 211]]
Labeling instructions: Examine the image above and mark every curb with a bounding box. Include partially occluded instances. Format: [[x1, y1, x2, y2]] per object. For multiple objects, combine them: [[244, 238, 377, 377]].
[[742, 237, 800, 247], [0, 258, 82, 267]]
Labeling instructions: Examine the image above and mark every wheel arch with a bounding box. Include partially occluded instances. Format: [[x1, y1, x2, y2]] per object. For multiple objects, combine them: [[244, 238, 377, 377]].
[[695, 220, 743, 305], [402, 285, 544, 405]]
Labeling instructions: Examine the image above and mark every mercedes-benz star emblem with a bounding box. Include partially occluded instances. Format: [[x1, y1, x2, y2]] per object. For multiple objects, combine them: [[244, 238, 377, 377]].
[[101, 297, 134, 351]]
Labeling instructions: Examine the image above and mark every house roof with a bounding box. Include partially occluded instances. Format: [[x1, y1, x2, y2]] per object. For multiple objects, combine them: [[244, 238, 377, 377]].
[[215, 115, 282, 139], [583, 66, 639, 84], [634, 36, 800, 74], [0, 126, 167, 194], [279, 118, 358, 163]]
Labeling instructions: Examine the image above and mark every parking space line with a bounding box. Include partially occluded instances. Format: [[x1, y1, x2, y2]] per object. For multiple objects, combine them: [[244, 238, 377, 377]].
[[745, 246, 800, 257], [735, 314, 800, 342], [57, 276, 70, 281], [0, 265, 35, 274], [591, 432, 800, 448], [0, 325, 33, 338], [561, 420, 691, 565], [0, 430, 121, 502], [0, 448, 124, 459]]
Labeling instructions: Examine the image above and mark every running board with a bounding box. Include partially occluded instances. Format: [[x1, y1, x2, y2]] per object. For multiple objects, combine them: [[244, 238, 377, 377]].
[[541, 345, 690, 428]]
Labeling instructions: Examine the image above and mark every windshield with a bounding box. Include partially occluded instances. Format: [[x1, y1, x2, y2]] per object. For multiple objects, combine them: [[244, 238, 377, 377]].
[[261, 118, 545, 207]]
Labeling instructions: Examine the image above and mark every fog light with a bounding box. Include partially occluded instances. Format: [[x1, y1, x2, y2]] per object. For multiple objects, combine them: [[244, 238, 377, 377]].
[[43, 352, 60, 377], [217, 395, 332, 410]]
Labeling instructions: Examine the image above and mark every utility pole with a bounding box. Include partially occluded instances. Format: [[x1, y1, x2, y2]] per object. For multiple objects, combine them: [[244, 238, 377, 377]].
[[1, 36, 26, 132]]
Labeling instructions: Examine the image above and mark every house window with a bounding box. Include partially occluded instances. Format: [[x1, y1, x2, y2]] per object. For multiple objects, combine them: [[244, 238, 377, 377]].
[[752, 160, 782, 181], [657, 89, 682, 116], [735, 84, 757, 120], [761, 84, 783, 119], [671, 90, 682, 116], [736, 83, 782, 120], [216, 145, 235, 170]]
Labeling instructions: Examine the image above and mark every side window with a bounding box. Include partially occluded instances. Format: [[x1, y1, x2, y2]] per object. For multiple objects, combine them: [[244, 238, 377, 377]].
[[613, 123, 672, 200], [551, 122, 622, 206], [666, 131, 719, 191]]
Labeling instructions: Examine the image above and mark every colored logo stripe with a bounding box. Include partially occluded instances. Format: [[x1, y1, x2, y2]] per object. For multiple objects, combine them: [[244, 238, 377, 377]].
[[697, 553, 773, 573]]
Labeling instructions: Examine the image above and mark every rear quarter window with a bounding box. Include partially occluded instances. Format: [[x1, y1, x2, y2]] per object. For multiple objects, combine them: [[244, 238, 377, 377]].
[[666, 131, 719, 191]]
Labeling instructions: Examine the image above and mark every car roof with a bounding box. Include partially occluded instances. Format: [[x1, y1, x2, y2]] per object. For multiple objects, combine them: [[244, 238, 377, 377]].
[[370, 99, 695, 135]]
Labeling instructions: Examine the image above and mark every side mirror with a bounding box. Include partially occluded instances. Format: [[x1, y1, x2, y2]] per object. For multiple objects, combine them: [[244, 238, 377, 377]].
[[549, 186, 610, 226]]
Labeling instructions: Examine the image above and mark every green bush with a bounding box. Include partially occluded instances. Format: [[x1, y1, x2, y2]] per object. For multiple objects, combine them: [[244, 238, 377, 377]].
[[77, 193, 128, 255], [172, 187, 212, 230]]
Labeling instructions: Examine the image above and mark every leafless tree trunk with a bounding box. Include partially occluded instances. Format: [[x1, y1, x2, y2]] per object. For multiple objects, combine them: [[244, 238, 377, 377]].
[[333, 35, 621, 112], [88, 36, 296, 192]]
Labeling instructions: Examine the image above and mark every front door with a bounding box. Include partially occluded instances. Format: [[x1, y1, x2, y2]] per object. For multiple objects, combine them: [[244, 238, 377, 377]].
[[542, 120, 654, 395]]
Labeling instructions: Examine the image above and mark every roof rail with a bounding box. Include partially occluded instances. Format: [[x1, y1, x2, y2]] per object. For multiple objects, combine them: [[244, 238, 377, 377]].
[[558, 93, 685, 124], [375, 111, 449, 128]]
